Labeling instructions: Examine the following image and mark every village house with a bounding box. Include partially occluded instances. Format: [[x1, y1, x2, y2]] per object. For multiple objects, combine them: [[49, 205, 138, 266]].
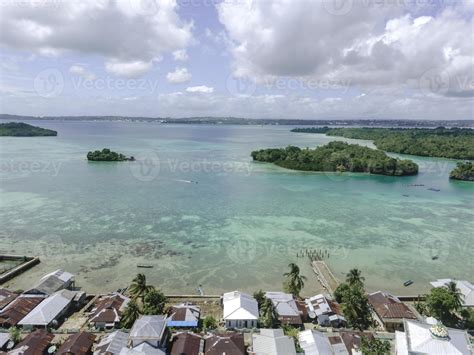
[[9, 329, 54, 355], [368, 291, 419, 332], [250, 329, 296, 355], [56, 331, 96, 355], [89, 293, 130, 329], [265, 292, 302, 327], [204, 332, 245, 355], [223, 291, 259, 329], [299, 329, 375, 355], [430, 279, 474, 307], [167, 302, 201, 328], [395, 318, 471, 354], [128, 315, 170, 350], [93, 330, 129, 355], [170, 332, 203, 355], [305, 293, 346, 327], [23, 269, 74, 296], [0, 295, 45, 328], [18, 289, 75, 329], [0, 289, 18, 311]]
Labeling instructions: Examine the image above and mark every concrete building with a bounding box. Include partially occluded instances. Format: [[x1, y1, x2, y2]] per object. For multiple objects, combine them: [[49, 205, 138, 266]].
[[223, 291, 259, 329]]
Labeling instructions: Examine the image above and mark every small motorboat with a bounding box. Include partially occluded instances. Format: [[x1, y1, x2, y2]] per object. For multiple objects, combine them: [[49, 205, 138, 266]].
[[427, 188, 441, 192], [404, 280, 414, 287], [432, 255, 439, 260], [137, 265, 153, 268]]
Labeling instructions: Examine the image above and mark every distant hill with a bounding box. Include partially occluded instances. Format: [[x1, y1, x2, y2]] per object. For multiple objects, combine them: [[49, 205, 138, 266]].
[[0, 122, 57, 137], [1, 114, 473, 128]]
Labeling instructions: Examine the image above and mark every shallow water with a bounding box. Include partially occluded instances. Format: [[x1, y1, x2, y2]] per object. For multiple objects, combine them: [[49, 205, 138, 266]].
[[0, 121, 472, 296]]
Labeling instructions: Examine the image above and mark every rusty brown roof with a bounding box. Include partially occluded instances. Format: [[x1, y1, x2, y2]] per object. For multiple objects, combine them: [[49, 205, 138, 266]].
[[56, 331, 96, 355], [0, 289, 18, 310], [13, 329, 54, 355], [89, 294, 126, 323], [0, 296, 44, 327], [171, 333, 202, 355], [368, 291, 417, 320], [339, 331, 374, 353], [204, 333, 245, 355]]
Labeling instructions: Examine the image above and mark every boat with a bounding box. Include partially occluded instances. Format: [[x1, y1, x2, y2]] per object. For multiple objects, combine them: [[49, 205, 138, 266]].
[[432, 255, 439, 260], [137, 264, 153, 268], [427, 188, 440, 192], [403, 280, 414, 287]]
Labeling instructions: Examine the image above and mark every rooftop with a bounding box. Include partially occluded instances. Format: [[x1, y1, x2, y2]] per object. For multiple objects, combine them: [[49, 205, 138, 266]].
[[130, 315, 168, 342], [0, 295, 45, 327], [205, 332, 245, 355], [94, 330, 129, 354], [395, 319, 471, 355], [18, 289, 75, 326], [252, 329, 296, 355], [9, 329, 53, 355], [0, 288, 18, 310], [89, 293, 130, 324], [57, 331, 96, 355], [265, 292, 302, 325], [168, 303, 200, 327], [24, 269, 74, 296], [368, 291, 418, 320], [171, 332, 202, 355], [223, 291, 259, 321]]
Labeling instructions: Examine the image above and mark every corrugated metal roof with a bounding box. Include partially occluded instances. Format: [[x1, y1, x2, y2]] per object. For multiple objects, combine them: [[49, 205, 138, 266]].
[[223, 291, 259, 320], [252, 329, 296, 355], [57, 331, 96, 355], [0, 295, 45, 327]]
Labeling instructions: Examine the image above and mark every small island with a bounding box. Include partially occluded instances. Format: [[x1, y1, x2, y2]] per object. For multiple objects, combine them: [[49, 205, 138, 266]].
[[0, 122, 57, 136], [87, 148, 135, 162], [251, 141, 418, 176], [449, 161, 474, 181]]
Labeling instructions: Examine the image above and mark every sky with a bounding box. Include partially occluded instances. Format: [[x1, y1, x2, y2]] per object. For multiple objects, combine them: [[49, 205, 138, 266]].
[[0, 0, 473, 120]]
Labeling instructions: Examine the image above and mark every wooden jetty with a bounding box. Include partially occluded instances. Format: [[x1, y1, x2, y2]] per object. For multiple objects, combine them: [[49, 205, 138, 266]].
[[0, 255, 40, 284], [310, 260, 340, 295]]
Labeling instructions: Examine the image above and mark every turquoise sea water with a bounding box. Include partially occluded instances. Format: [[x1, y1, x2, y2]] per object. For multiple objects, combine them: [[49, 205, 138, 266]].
[[0, 121, 472, 296]]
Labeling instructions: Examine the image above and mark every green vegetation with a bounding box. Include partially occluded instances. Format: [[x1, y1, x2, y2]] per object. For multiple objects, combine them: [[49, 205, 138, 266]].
[[450, 161, 474, 181], [416, 282, 464, 327], [203, 315, 218, 330], [292, 127, 474, 160], [9, 326, 21, 343], [129, 273, 154, 302], [143, 288, 167, 315], [360, 336, 391, 355], [283, 263, 307, 297], [121, 300, 141, 328], [251, 141, 418, 176], [0, 122, 57, 136], [87, 148, 134, 161], [260, 298, 278, 328], [334, 269, 373, 330]]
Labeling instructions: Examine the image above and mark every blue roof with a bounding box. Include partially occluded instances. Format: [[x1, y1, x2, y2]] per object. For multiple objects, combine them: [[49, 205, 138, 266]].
[[167, 320, 199, 327]]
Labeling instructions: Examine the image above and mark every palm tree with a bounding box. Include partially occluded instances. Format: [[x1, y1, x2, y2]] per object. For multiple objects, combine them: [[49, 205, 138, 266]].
[[129, 273, 154, 302], [283, 263, 307, 297], [121, 300, 141, 328], [260, 298, 278, 328], [446, 280, 463, 311], [346, 268, 365, 286], [143, 288, 167, 315]]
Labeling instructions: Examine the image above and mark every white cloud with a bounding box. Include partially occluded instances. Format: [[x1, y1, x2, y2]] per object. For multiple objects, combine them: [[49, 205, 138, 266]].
[[167, 67, 191, 84], [172, 49, 188, 61], [105, 60, 152, 78], [186, 85, 214, 93], [69, 65, 96, 80], [0, 0, 193, 77], [217, 0, 474, 96]]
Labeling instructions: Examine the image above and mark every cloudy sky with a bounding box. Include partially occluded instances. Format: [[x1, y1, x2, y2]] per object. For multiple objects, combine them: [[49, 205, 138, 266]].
[[0, 0, 473, 119]]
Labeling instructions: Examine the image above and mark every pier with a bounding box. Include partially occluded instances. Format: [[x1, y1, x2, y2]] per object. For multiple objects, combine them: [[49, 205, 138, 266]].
[[310, 260, 340, 295], [0, 255, 40, 284]]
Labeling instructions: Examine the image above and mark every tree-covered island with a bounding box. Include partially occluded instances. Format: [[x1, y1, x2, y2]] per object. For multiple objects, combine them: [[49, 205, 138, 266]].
[[87, 148, 135, 161], [0, 122, 57, 136], [251, 141, 418, 176], [291, 127, 474, 160], [449, 161, 474, 181]]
